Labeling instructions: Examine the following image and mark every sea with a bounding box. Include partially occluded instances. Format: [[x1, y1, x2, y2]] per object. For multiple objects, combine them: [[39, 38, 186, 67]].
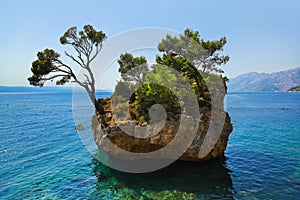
[[0, 86, 299, 199]]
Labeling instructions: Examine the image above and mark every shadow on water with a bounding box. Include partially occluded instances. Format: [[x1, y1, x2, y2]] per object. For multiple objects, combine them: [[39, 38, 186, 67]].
[[89, 152, 235, 199]]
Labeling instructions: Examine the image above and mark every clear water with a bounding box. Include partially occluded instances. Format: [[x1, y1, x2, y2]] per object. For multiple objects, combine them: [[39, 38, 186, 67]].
[[0, 87, 299, 199]]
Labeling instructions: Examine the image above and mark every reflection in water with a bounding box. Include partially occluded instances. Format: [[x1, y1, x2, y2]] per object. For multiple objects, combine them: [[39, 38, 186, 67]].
[[90, 152, 235, 199]]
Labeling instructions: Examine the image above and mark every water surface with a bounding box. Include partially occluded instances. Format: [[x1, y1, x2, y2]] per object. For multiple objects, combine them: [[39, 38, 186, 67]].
[[0, 87, 299, 199]]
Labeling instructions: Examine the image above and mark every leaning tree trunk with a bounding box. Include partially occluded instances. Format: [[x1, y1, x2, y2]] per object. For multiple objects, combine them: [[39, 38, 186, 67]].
[[86, 91, 107, 127], [94, 99, 108, 128], [94, 98, 105, 115]]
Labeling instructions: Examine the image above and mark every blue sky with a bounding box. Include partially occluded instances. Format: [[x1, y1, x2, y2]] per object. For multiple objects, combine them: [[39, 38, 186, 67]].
[[0, 0, 299, 88]]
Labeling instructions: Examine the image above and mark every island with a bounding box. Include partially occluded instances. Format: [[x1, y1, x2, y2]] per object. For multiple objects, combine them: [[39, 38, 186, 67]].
[[92, 29, 233, 163], [27, 25, 233, 165]]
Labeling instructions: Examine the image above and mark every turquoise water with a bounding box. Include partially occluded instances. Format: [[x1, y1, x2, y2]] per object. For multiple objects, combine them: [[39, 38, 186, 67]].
[[0, 87, 299, 199]]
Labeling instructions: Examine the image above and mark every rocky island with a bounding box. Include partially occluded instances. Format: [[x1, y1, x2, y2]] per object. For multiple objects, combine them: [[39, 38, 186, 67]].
[[26, 24, 233, 165], [92, 110, 232, 162], [92, 29, 233, 163]]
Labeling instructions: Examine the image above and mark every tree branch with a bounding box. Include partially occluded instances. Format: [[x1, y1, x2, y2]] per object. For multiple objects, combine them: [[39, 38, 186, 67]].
[[83, 74, 92, 85], [89, 44, 102, 63], [42, 74, 67, 81], [65, 51, 85, 68]]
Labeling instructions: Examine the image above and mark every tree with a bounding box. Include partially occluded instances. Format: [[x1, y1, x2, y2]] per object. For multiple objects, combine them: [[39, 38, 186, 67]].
[[156, 53, 205, 99], [157, 29, 230, 101], [118, 52, 149, 84], [28, 25, 107, 121], [158, 28, 230, 74]]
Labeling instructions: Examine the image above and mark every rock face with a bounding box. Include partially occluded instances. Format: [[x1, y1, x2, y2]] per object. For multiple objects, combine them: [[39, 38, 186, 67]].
[[92, 111, 233, 162]]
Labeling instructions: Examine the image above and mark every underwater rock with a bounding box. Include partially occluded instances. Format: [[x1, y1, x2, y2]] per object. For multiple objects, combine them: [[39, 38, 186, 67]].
[[75, 124, 85, 130]]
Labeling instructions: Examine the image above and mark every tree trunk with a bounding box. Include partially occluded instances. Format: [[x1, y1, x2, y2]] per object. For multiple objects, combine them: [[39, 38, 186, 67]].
[[94, 98, 108, 128], [192, 67, 204, 97], [94, 98, 105, 115]]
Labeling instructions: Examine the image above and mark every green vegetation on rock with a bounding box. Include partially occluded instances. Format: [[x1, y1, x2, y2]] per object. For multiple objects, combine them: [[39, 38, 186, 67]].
[[288, 85, 300, 92], [101, 29, 230, 126]]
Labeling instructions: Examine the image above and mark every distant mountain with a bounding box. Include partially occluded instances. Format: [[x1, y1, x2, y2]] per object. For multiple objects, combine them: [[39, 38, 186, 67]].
[[228, 67, 300, 92]]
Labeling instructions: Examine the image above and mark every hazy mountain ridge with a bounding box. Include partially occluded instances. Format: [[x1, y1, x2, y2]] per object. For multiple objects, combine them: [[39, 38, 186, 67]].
[[228, 67, 300, 92]]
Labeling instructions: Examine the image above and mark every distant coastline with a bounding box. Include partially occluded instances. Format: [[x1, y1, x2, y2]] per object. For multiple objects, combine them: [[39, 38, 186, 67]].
[[2, 85, 300, 94], [0, 86, 112, 93], [287, 85, 300, 92], [228, 67, 300, 92]]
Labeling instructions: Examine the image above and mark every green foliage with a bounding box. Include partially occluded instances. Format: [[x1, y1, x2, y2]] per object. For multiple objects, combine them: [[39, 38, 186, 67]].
[[28, 24, 107, 117], [111, 28, 230, 125], [156, 54, 213, 107], [118, 53, 149, 84], [158, 28, 229, 74], [113, 81, 133, 100], [28, 24, 107, 88], [60, 25, 106, 53], [288, 85, 300, 92], [28, 49, 62, 86], [156, 53, 206, 98], [55, 75, 71, 85], [112, 80, 181, 125], [128, 83, 181, 124]]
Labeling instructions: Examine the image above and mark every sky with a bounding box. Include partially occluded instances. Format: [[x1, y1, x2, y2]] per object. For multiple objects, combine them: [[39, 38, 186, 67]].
[[0, 0, 299, 89]]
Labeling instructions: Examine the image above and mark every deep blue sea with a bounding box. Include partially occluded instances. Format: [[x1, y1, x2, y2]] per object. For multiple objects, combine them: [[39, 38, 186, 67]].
[[0, 86, 299, 199]]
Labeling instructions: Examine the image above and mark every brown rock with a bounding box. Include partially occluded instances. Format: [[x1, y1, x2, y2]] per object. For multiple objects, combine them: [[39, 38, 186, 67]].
[[92, 110, 233, 162]]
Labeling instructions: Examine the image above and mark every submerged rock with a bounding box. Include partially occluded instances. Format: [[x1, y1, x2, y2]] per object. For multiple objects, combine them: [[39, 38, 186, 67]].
[[75, 124, 85, 130], [92, 110, 232, 162]]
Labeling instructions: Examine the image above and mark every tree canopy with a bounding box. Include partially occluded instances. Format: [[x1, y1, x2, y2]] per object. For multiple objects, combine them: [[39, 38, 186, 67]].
[[118, 53, 149, 84], [158, 28, 229, 74], [110, 28, 230, 125], [28, 25, 107, 116]]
